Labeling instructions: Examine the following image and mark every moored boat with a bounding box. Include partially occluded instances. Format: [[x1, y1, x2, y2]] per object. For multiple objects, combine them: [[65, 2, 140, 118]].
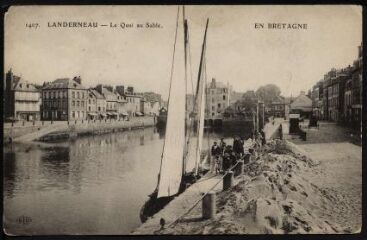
[[140, 6, 210, 222]]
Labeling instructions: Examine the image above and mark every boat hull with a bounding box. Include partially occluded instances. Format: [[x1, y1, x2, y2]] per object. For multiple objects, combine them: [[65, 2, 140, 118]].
[[140, 172, 204, 223]]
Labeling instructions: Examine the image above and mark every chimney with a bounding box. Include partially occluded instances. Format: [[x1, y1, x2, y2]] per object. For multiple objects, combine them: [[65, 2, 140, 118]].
[[6, 69, 13, 92], [95, 84, 103, 94], [211, 78, 216, 88], [73, 76, 81, 84], [127, 86, 134, 94], [116, 85, 125, 96]]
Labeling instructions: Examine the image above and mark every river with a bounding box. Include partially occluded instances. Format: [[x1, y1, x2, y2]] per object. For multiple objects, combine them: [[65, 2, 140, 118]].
[[4, 127, 246, 235]]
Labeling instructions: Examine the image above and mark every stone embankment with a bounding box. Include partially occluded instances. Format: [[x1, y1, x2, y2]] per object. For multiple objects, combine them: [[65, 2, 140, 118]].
[[133, 139, 353, 234], [4, 116, 155, 143], [133, 119, 362, 235]]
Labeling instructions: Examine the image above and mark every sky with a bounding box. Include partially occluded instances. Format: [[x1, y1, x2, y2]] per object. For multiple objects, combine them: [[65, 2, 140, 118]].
[[5, 5, 362, 100]]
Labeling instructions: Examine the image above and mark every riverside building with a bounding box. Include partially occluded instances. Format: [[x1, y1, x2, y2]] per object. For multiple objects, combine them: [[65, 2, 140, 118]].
[[42, 76, 88, 121], [205, 78, 231, 120], [4, 69, 41, 121]]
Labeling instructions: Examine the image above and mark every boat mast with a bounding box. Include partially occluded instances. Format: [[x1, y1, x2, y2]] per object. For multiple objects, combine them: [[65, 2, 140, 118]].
[[183, 5, 189, 175], [193, 18, 209, 175], [195, 19, 209, 100]]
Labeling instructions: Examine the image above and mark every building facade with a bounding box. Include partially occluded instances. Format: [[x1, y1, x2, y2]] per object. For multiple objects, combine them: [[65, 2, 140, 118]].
[[205, 78, 231, 119], [269, 96, 286, 118], [89, 89, 107, 119], [344, 44, 362, 127], [311, 80, 324, 119], [323, 67, 351, 122], [125, 94, 142, 116], [42, 77, 88, 121], [96, 85, 119, 119], [4, 69, 41, 121]]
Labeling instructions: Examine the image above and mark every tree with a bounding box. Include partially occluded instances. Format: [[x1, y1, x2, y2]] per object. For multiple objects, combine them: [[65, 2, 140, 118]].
[[255, 84, 281, 104], [237, 90, 258, 112]]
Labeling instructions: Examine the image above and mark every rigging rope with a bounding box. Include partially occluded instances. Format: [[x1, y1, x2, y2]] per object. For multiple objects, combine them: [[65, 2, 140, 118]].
[[166, 160, 242, 229]]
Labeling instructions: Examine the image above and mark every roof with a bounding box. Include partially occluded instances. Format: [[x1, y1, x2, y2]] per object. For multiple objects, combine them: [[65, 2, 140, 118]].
[[12, 77, 39, 92], [89, 89, 105, 99], [290, 94, 312, 109], [207, 81, 227, 89], [125, 93, 142, 98], [100, 87, 118, 101], [270, 96, 285, 104], [43, 78, 87, 90], [143, 92, 161, 102], [113, 90, 128, 103]]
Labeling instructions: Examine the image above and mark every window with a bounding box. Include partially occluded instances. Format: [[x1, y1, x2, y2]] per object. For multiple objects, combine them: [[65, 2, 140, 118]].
[[98, 107, 101, 111], [77, 101, 80, 107], [82, 92, 84, 99], [77, 111, 80, 118], [218, 103, 221, 108], [72, 91, 75, 98], [64, 91, 67, 98], [89, 106, 91, 111], [51, 92, 54, 99], [212, 106, 215, 110], [43, 92, 46, 99], [72, 101, 75, 106], [81, 101, 84, 107], [89, 99, 91, 104], [77, 92, 80, 99], [72, 111, 75, 118], [223, 95, 226, 100], [212, 113, 215, 116]]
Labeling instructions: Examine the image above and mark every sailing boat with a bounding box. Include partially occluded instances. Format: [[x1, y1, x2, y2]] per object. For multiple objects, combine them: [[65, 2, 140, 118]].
[[140, 6, 210, 222]]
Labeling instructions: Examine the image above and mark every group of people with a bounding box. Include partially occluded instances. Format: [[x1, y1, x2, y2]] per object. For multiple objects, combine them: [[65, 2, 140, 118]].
[[210, 130, 267, 174]]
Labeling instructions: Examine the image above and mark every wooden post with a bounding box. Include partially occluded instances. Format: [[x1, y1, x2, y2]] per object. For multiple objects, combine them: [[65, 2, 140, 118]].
[[223, 171, 234, 191], [234, 160, 244, 176], [202, 191, 216, 219]]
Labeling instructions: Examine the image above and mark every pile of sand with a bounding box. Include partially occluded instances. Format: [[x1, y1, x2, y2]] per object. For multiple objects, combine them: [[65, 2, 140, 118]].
[[160, 140, 350, 234]]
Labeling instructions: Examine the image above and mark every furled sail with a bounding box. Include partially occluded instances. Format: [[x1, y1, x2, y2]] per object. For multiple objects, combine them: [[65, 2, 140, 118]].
[[184, 19, 209, 174], [157, 7, 186, 198]]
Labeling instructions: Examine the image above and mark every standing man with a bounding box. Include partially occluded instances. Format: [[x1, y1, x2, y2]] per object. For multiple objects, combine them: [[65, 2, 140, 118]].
[[219, 138, 226, 153], [260, 129, 266, 145], [279, 124, 283, 140], [211, 141, 221, 174]]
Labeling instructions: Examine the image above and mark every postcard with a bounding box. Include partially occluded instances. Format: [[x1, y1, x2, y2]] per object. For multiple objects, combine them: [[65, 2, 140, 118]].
[[3, 5, 362, 235]]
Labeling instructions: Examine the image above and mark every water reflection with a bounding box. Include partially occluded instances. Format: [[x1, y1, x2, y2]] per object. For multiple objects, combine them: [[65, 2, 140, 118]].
[[3, 127, 163, 235], [3, 127, 241, 235]]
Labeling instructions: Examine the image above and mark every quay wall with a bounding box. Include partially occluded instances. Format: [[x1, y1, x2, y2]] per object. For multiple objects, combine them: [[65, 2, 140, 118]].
[[3, 116, 156, 143]]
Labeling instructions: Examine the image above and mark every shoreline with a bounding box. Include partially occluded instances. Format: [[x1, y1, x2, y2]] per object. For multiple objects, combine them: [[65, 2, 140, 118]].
[[4, 116, 156, 144]]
